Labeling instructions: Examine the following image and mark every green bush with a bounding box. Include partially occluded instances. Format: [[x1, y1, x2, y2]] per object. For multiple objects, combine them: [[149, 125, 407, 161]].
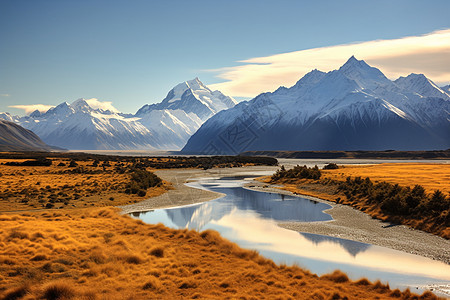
[[323, 163, 339, 170], [337, 176, 449, 221], [271, 165, 321, 181], [125, 169, 162, 195]]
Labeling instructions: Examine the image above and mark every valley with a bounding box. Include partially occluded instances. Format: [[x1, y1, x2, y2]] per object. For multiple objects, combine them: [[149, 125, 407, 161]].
[[0, 152, 448, 299], [2, 2, 449, 299]]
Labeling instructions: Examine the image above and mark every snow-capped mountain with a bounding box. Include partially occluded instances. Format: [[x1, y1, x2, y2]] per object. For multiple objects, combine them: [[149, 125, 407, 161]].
[[1, 79, 236, 150], [395, 74, 450, 99], [182, 56, 450, 154], [14, 99, 160, 150], [136, 77, 237, 121]]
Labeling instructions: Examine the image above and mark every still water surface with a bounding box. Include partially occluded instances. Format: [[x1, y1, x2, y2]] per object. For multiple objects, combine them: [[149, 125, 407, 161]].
[[132, 177, 450, 292]]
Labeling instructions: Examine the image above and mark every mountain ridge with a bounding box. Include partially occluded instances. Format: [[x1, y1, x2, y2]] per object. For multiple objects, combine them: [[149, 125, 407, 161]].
[[1, 78, 236, 150], [182, 57, 450, 154], [0, 120, 59, 151]]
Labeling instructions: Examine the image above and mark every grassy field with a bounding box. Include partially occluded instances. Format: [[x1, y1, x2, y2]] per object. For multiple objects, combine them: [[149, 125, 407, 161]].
[[267, 163, 450, 239], [0, 158, 169, 212], [0, 156, 440, 299], [0, 208, 436, 299], [322, 163, 450, 195]]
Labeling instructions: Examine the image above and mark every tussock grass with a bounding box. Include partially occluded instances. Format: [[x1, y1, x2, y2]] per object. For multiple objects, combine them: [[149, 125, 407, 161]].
[[0, 207, 440, 299], [42, 281, 75, 300], [0, 158, 170, 212], [268, 163, 450, 238], [1, 285, 29, 300], [321, 270, 350, 283], [149, 246, 164, 258]]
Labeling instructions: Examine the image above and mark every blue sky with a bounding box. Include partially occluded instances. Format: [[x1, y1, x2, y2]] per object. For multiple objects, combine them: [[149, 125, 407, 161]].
[[1, 0, 449, 115]]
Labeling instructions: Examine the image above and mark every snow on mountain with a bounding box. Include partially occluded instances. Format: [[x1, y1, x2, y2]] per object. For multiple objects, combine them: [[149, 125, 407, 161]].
[[13, 99, 157, 150], [0, 78, 236, 150], [136, 78, 237, 121], [395, 74, 450, 100], [0, 112, 18, 122], [441, 85, 450, 94], [182, 57, 450, 154]]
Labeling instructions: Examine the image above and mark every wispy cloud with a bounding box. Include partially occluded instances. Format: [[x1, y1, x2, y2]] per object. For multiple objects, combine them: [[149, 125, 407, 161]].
[[83, 98, 119, 112], [208, 29, 450, 98], [9, 104, 55, 114], [1, 94, 10, 97]]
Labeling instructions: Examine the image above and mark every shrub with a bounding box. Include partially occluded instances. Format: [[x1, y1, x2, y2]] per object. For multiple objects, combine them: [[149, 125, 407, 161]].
[[5, 158, 52, 167], [337, 175, 449, 226], [125, 169, 162, 194], [271, 165, 321, 181], [323, 163, 339, 170], [68, 160, 78, 168]]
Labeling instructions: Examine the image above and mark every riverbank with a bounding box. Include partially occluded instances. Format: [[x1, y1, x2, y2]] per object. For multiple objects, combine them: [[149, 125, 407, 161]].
[[119, 166, 278, 213], [1, 164, 446, 299], [120, 166, 450, 265], [246, 181, 450, 264]]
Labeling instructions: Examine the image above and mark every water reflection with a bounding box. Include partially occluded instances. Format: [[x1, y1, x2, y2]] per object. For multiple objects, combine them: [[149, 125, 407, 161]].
[[300, 232, 371, 257], [133, 177, 450, 291]]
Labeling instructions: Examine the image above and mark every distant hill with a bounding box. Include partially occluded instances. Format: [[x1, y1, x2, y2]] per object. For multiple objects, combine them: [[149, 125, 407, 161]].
[[0, 120, 58, 151], [240, 150, 450, 160]]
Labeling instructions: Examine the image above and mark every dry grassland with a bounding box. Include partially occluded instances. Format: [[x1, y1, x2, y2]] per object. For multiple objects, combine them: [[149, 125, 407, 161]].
[[0, 208, 437, 300], [0, 159, 442, 299], [322, 164, 450, 195], [0, 158, 169, 212], [266, 163, 450, 238]]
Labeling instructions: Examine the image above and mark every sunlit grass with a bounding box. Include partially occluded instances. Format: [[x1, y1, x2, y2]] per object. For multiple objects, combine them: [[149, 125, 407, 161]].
[[0, 207, 433, 299], [322, 163, 450, 195], [266, 163, 450, 238], [0, 158, 169, 212]]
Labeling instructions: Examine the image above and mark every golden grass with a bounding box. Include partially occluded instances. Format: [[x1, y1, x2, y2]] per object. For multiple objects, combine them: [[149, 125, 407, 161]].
[[322, 163, 450, 195], [266, 163, 450, 238], [0, 207, 436, 299], [0, 158, 169, 212]]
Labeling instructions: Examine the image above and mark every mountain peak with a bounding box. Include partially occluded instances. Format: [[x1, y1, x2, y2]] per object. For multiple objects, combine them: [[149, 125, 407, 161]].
[[340, 56, 370, 71], [72, 98, 89, 107], [185, 77, 208, 91], [30, 110, 42, 118], [395, 74, 449, 99], [71, 98, 92, 112], [136, 78, 236, 120], [347, 55, 358, 63], [338, 56, 392, 90], [291, 69, 326, 90]]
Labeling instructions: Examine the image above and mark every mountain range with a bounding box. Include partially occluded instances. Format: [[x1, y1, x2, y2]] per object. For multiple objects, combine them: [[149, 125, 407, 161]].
[[1, 78, 236, 150], [182, 56, 450, 154]]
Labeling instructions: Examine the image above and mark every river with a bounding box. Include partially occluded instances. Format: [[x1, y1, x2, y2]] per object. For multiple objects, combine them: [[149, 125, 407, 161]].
[[132, 175, 450, 295]]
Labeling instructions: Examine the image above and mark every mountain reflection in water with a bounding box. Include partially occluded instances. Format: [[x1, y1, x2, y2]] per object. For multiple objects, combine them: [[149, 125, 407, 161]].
[[133, 177, 450, 291]]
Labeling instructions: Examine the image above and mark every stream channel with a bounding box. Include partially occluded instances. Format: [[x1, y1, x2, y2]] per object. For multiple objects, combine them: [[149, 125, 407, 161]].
[[132, 176, 450, 295]]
